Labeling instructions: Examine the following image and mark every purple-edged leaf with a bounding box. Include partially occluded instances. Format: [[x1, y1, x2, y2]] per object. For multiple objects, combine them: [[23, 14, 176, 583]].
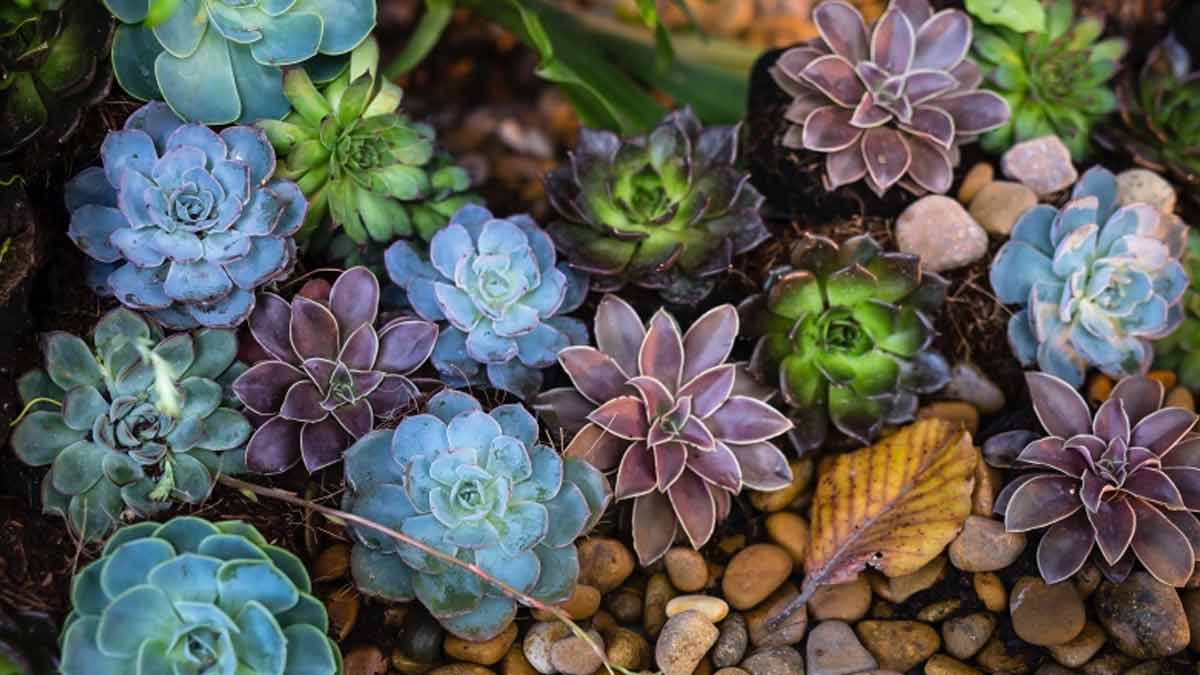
[[1066, 434, 1106, 464], [903, 107, 954, 148], [233, 361, 305, 415], [994, 473, 1040, 514], [785, 94, 827, 126], [564, 423, 628, 472], [680, 365, 736, 419], [588, 396, 649, 440], [1110, 376, 1164, 427], [1093, 398, 1130, 444], [688, 442, 742, 493], [368, 375, 419, 420], [1036, 509, 1094, 583], [339, 324, 380, 371], [1017, 436, 1087, 477], [1087, 496, 1135, 564], [376, 320, 438, 375], [303, 358, 336, 394], [1026, 372, 1092, 439], [707, 396, 793, 444], [891, 0, 932, 26], [850, 93, 893, 128], [640, 310, 685, 392], [728, 441, 792, 491], [870, 8, 915, 74], [669, 471, 717, 549], [1003, 474, 1083, 531], [681, 305, 738, 382], [774, 47, 825, 97], [290, 296, 339, 361], [1127, 446, 1159, 472], [904, 136, 952, 194], [1130, 498, 1195, 587], [912, 9, 970, 71], [856, 61, 888, 91], [802, 107, 863, 152], [245, 416, 303, 474], [301, 417, 351, 472], [1132, 408, 1198, 456], [1163, 510, 1200, 560], [654, 441, 687, 490], [248, 293, 299, 364], [1163, 467, 1200, 510], [559, 346, 628, 404], [948, 59, 981, 92], [1080, 471, 1108, 513], [861, 127, 911, 191], [615, 442, 656, 500], [826, 145, 869, 188], [799, 54, 866, 108], [594, 294, 645, 376], [813, 0, 869, 62], [677, 417, 716, 452], [328, 267, 379, 338], [1123, 468, 1186, 509], [904, 70, 958, 104], [351, 369, 385, 400], [628, 376, 674, 419], [280, 380, 326, 422], [333, 399, 374, 439], [936, 91, 1010, 134], [632, 490, 678, 565]]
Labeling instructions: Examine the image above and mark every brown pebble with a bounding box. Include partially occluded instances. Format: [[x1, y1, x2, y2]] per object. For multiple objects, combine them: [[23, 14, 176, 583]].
[[1148, 370, 1177, 390], [605, 627, 651, 670], [1073, 564, 1102, 599], [428, 666, 494, 675], [1047, 621, 1105, 668], [1086, 373, 1114, 406], [855, 620, 941, 672], [926, 654, 982, 675], [957, 162, 994, 204], [656, 611, 719, 675], [666, 595, 730, 623], [916, 599, 961, 623], [973, 572, 1007, 612], [605, 586, 643, 624], [499, 645, 536, 675], [343, 644, 388, 675], [975, 637, 1030, 674], [534, 584, 599, 621], [445, 622, 518, 666], [723, 544, 794, 610], [870, 556, 946, 603], [972, 461, 1001, 518], [645, 572, 677, 637], [750, 459, 812, 512], [666, 547, 710, 593], [941, 612, 995, 660], [713, 670, 749, 675], [391, 650, 435, 674], [1167, 385, 1195, 412], [918, 401, 979, 434], [744, 583, 808, 648], [576, 538, 635, 592], [969, 181, 1038, 236], [949, 516, 1026, 572], [1010, 577, 1085, 646], [1094, 572, 1189, 658], [808, 576, 871, 622], [765, 511, 809, 566], [313, 543, 351, 582], [1080, 653, 1132, 675], [325, 586, 360, 642]]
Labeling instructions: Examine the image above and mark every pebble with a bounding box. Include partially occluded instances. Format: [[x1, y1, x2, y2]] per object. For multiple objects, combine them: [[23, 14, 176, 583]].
[[500, 645, 536, 675], [667, 595, 730, 623], [949, 516, 1027, 572], [1001, 135, 1078, 196], [532, 584, 600, 622], [942, 612, 995, 660], [591, 610, 616, 636], [972, 461, 1002, 518], [1167, 385, 1195, 412], [445, 623, 518, 666], [606, 628, 651, 671], [975, 637, 1030, 674], [751, 459, 813, 512], [606, 586, 643, 624], [917, 401, 980, 435], [944, 362, 1006, 415], [895, 196, 989, 273], [713, 613, 749, 668], [714, 669, 750, 675], [808, 576, 872, 622], [973, 572, 1007, 611], [926, 654, 982, 675], [666, 547, 710, 592], [855, 620, 940, 672], [577, 538, 635, 592], [326, 587, 360, 641], [390, 650, 434, 674], [740, 646, 806, 675], [806, 621, 878, 675], [1115, 168, 1177, 214], [1035, 666, 1078, 675], [428, 665, 494, 675], [1086, 373, 1114, 407], [645, 572, 677, 637], [1073, 564, 1102, 599], [1080, 653, 1132, 675], [765, 512, 810, 565], [1047, 621, 1105, 668], [400, 610, 446, 666], [957, 162, 994, 204], [746, 583, 809, 648], [724, 544, 794, 610], [1149, 370, 1178, 390], [522, 622, 570, 674], [656, 611, 720, 675], [343, 644, 387, 675], [549, 629, 605, 675], [1010, 577, 1085, 646], [970, 181, 1038, 237], [1185, 589, 1200, 651], [916, 598, 961, 622], [870, 556, 946, 603], [1094, 572, 1189, 658], [313, 543, 351, 582]]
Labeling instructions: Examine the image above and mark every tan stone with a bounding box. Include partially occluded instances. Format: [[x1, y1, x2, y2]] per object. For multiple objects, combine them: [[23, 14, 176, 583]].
[[391, 650, 436, 674], [745, 582, 809, 648], [870, 556, 946, 603], [972, 461, 1001, 518], [1086, 373, 1114, 406], [666, 547, 710, 593], [969, 181, 1037, 236], [445, 622, 518, 666], [925, 654, 981, 675], [942, 612, 995, 660], [973, 572, 1007, 612], [313, 543, 351, 582], [765, 511, 810, 566], [916, 598, 961, 622], [667, 595, 730, 623], [1148, 370, 1178, 390], [750, 459, 813, 512], [975, 637, 1030, 674], [855, 620, 941, 672], [576, 538, 635, 592], [428, 666, 494, 675], [957, 162, 994, 204], [1009, 577, 1085, 646], [605, 627, 651, 670], [499, 645, 536, 675], [808, 576, 871, 622], [1047, 621, 1105, 668], [918, 401, 979, 435], [1167, 386, 1195, 412], [343, 644, 387, 675], [645, 572, 677, 637], [655, 611, 719, 675], [949, 516, 1026, 572], [605, 586, 642, 624], [723, 544, 794, 610]]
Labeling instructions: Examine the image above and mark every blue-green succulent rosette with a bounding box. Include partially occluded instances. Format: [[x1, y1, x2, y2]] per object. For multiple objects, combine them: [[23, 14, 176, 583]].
[[384, 205, 589, 400], [103, 0, 375, 124], [342, 389, 611, 641], [990, 166, 1189, 387], [67, 101, 305, 329]]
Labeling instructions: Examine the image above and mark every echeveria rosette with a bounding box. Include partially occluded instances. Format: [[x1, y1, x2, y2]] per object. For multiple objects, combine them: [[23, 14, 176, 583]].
[[67, 101, 305, 329], [11, 308, 250, 542], [997, 372, 1200, 586], [233, 267, 438, 475], [769, 0, 1010, 196], [103, 0, 375, 124], [740, 233, 950, 453], [385, 205, 589, 400], [972, 0, 1127, 160], [60, 516, 340, 674], [534, 295, 794, 565], [342, 389, 611, 641], [543, 107, 769, 305], [990, 166, 1189, 388], [1153, 231, 1200, 389]]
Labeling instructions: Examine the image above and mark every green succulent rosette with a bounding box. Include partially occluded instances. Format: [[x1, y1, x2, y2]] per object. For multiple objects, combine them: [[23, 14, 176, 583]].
[[1153, 229, 1200, 389]]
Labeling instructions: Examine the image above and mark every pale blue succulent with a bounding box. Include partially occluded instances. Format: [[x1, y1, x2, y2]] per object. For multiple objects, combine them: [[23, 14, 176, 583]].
[[104, 0, 375, 124], [342, 389, 611, 641], [67, 101, 305, 329], [60, 516, 340, 675], [384, 205, 589, 399], [990, 166, 1189, 387]]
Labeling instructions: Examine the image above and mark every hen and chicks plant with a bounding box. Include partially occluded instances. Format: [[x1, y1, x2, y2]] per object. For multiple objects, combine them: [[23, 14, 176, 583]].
[[11, 308, 249, 541], [385, 205, 589, 400], [67, 101, 306, 329], [990, 166, 1188, 388], [343, 389, 610, 640], [61, 516, 339, 674], [999, 372, 1200, 586], [543, 107, 769, 305], [769, 0, 1010, 196], [741, 233, 950, 453], [535, 295, 794, 564]]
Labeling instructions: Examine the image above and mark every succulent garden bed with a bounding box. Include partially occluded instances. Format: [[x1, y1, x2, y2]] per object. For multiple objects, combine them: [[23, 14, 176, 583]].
[[3, 0, 1200, 674]]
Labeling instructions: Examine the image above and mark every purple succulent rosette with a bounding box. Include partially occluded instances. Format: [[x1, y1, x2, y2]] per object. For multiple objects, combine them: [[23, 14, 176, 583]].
[[233, 267, 438, 474], [998, 372, 1200, 587], [384, 205, 589, 400], [66, 101, 304, 329], [769, 0, 1010, 195]]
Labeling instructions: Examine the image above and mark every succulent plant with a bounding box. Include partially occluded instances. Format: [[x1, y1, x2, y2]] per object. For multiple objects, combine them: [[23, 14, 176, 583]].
[[233, 267, 437, 475], [997, 372, 1200, 586], [972, 0, 1128, 160], [66, 101, 305, 329], [1153, 230, 1200, 389], [342, 389, 611, 640], [258, 37, 478, 252], [534, 295, 793, 564], [769, 0, 1009, 196], [10, 308, 249, 542], [990, 166, 1188, 388], [542, 107, 769, 304], [740, 233, 950, 453], [60, 516, 340, 674], [103, 0, 375, 124], [0, 607, 58, 675], [385, 205, 589, 400], [0, 0, 113, 158]]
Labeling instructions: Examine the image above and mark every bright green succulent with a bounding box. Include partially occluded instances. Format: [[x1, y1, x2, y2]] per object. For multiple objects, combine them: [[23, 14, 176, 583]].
[[972, 0, 1127, 160], [10, 308, 249, 541], [60, 516, 341, 675], [1153, 229, 1200, 389], [258, 37, 477, 255]]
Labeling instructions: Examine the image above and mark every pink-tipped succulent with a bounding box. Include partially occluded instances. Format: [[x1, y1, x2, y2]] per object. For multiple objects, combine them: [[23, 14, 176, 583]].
[[997, 372, 1200, 586], [535, 295, 794, 564], [769, 0, 1010, 196], [233, 267, 438, 474]]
